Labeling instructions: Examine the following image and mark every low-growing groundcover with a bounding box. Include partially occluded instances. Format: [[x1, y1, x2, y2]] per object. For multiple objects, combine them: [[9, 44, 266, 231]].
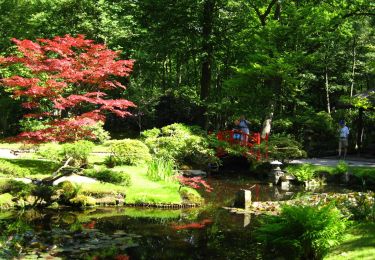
[[285, 161, 375, 187], [255, 204, 347, 260]]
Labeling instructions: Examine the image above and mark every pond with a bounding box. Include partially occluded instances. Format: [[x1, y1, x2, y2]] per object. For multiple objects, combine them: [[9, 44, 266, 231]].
[[0, 172, 357, 260]]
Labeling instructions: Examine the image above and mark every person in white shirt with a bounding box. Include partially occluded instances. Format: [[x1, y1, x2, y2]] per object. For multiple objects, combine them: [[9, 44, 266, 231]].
[[338, 120, 349, 159]]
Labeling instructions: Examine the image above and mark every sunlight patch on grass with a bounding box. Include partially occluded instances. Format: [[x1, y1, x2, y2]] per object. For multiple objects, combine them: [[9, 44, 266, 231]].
[[80, 182, 128, 197], [80, 165, 185, 204], [113, 165, 183, 204], [0, 158, 59, 178], [325, 223, 375, 260], [0, 142, 23, 149]]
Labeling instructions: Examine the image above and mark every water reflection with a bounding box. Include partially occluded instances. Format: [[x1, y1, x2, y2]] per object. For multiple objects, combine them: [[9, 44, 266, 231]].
[[0, 173, 355, 259]]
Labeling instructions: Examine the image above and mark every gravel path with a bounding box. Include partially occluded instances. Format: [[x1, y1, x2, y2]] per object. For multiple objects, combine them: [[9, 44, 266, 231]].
[[1, 148, 374, 167], [0, 148, 19, 159]]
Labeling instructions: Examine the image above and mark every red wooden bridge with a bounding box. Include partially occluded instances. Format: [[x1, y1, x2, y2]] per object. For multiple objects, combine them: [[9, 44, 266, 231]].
[[216, 130, 269, 161]]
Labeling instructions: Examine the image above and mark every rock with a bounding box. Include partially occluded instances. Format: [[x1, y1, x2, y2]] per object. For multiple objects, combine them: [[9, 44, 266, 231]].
[[280, 181, 290, 190], [69, 195, 96, 207], [233, 189, 251, 209], [181, 170, 207, 177], [53, 174, 98, 186], [14, 177, 33, 184]]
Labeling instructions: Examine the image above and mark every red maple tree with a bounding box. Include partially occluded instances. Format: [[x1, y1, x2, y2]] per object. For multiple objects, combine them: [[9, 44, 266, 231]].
[[0, 35, 135, 143]]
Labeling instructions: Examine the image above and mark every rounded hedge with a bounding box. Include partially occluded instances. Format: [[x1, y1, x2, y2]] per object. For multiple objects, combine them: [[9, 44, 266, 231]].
[[83, 168, 131, 186], [110, 139, 152, 166]]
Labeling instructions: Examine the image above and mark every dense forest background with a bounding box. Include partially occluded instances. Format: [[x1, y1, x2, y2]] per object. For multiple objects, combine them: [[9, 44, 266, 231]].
[[0, 0, 374, 156]]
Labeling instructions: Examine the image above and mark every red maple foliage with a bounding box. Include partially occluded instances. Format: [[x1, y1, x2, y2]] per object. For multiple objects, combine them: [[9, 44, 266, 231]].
[[177, 176, 213, 192], [171, 218, 213, 230], [0, 35, 135, 143]]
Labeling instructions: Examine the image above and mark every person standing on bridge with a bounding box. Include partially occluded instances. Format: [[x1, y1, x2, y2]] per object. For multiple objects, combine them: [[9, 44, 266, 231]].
[[338, 120, 349, 159], [233, 119, 242, 140], [238, 115, 250, 144]]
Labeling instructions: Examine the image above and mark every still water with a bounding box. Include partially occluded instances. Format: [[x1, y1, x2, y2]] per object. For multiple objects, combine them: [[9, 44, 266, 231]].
[[0, 173, 354, 260]]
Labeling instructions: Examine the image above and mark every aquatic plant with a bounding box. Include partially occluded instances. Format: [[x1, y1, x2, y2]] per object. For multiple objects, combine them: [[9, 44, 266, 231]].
[[286, 163, 315, 181], [333, 160, 349, 175]]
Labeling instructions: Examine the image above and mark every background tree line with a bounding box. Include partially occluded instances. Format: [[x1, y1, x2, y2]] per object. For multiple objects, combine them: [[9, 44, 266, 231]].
[[0, 0, 374, 155]]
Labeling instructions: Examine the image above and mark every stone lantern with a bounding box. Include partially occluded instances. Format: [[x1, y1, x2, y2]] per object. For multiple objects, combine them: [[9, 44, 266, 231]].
[[269, 160, 284, 185]]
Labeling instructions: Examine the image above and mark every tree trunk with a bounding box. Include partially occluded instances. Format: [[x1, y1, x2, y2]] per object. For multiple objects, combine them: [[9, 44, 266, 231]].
[[350, 37, 356, 97], [200, 0, 214, 102], [325, 64, 331, 114], [356, 108, 364, 155], [199, 0, 215, 128]]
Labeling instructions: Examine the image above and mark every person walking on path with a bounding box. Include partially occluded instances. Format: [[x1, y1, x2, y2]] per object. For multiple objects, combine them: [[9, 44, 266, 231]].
[[338, 120, 349, 159]]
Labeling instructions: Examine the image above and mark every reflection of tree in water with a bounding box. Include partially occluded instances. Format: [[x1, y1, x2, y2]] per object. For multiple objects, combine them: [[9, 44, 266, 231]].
[[0, 210, 136, 259], [0, 214, 33, 258]]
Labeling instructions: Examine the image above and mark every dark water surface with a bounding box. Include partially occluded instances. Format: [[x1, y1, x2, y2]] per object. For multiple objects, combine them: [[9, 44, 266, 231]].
[[0, 172, 355, 260]]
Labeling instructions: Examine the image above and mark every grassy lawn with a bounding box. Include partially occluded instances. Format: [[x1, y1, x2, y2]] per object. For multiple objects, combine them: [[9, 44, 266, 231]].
[[325, 222, 375, 260], [0, 158, 59, 179], [0, 157, 190, 205], [0, 142, 201, 206], [0, 142, 23, 149], [111, 165, 184, 204]]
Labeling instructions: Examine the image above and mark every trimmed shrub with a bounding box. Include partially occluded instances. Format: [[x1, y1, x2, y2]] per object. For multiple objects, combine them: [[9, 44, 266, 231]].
[[267, 134, 306, 162], [83, 168, 131, 186], [37, 140, 94, 167], [255, 204, 347, 260], [56, 181, 80, 202], [83, 121, 110, 144], [141, 123, 218, 167], [62, 140, 95, 166], [36, 142, 62, 162], [0, 159, 31, 177], [110, 139, 152, 166]]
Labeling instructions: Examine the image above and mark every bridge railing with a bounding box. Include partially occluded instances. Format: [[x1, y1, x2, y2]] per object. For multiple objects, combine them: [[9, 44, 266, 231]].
[[216, 130, 268, 160]]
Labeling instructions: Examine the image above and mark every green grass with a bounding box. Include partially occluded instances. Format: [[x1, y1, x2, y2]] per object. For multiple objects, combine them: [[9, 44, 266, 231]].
[[0, 158, 59, 178], [114, 165, 183, 204], [80, 165, 192, 205], [79, 182, 128, 196], [0, 193, 14, 208], [325, 222, 375, 260], [0, 142, 23, 149], [0, 143, 202, 206]]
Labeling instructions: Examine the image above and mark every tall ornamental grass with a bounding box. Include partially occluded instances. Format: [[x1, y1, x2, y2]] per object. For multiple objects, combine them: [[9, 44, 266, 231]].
[[146, 158, 176, 182]]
